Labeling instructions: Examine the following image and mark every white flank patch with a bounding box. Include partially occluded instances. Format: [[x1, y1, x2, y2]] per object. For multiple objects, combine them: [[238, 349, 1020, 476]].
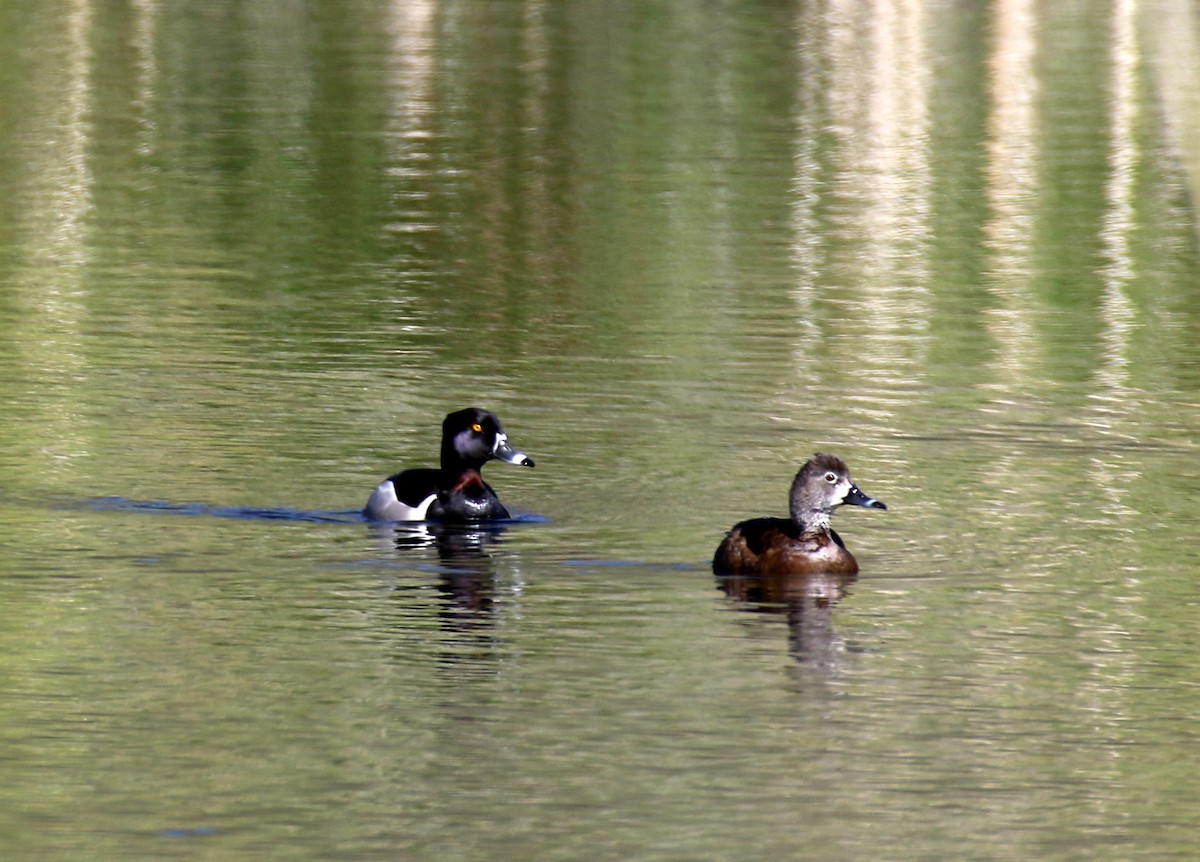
[[365, 480, 435, 522]]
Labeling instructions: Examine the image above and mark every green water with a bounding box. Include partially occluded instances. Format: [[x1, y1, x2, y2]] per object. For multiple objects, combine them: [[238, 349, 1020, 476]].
[[2, 0, 1200, 859]]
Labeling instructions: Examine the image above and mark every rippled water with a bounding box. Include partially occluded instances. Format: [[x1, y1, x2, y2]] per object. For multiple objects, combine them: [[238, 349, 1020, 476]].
[[2, 0, 1200, 859]]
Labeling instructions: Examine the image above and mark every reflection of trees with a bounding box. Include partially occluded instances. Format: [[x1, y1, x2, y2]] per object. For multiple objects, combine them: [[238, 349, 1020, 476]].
[[1144, 0, 1200, 250], [6, 0, 1200, 572]]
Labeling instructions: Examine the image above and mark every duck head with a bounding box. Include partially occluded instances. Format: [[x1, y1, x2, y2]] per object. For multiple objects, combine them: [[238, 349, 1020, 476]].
[[441, 407, 535, 471], [789, 453, 886, 529]]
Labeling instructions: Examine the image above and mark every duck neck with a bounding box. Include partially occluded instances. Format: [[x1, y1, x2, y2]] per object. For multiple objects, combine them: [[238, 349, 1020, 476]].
[[439, 440, 459, 472], [791, 505, 832, 538], [446, 469, 485, 493], [439, 454, 480, 485], [441, 441, 487, 477]]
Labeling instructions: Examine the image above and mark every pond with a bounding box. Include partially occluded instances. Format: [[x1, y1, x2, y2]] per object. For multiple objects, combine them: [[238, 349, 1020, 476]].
[[2, 0, 1200, 859]]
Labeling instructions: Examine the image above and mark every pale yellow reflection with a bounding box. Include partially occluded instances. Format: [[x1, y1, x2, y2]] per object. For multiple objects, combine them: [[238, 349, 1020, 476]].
[[131, 0, 160, 157], [14, 0, 96, 475], [1142, 0, 1200, 247], [789, 1, 829, 365], [1069, 0, 1146, 755], [373, 0, 437, 417], [977, 0, 1049, 547], [789, 0, 932, 443], [826, 0, 932, 288], [1089, 0, 1142, 519], [385, 0, 436, 174], [983, 0, 1040, 390]]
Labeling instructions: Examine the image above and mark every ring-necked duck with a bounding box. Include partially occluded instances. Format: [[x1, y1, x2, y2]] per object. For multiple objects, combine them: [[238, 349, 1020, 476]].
[[364, 408, 534, 522], [712, 453, 886, 576]]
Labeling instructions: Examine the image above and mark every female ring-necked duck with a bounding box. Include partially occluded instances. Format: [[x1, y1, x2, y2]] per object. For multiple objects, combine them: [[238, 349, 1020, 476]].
[[712, 453, 886, 576], [364, 408, 534, 522]]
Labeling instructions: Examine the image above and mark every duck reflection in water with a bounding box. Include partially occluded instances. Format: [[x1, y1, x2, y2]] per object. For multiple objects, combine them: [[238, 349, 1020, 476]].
[[713, 454, 886, 664], [385, 522, 511, 657], [717, 568, 857, 665]]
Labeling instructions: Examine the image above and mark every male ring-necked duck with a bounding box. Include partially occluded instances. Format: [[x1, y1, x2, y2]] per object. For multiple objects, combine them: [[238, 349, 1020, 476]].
[[364, 407, 534, 522], [712, 453, 886, 576]]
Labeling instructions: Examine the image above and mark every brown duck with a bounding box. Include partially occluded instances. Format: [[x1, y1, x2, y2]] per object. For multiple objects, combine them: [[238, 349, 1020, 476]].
[[713, 453, 886, 576]]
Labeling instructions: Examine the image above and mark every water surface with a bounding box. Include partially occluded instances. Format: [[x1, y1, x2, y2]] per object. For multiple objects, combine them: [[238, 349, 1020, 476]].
[[2, 0, 1200, 859]]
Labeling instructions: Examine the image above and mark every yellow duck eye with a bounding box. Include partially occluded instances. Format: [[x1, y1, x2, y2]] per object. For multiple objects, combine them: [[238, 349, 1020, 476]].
[[471, 423, 483, 433]]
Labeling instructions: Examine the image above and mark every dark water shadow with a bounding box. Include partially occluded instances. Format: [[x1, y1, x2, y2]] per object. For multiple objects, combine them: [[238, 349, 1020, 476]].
[[71, 496, 365, 524], [79, 496, 542, 647], [717, 570, 857, 670], [69, 496, 549, 529]]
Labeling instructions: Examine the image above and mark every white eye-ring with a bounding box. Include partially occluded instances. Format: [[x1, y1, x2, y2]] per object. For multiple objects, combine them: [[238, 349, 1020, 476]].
[[824, 472, 837, 483]]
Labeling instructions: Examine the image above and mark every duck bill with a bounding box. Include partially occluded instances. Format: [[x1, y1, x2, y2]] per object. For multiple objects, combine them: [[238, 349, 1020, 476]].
[[844, 483, 886, 509], [493, 434, 535, 468]]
